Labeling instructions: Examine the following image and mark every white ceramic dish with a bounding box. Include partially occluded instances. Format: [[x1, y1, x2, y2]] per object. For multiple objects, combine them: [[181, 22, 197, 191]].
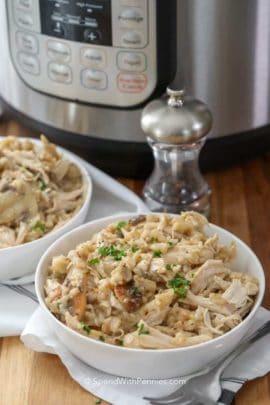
[[35, 213, 265, 379], [0, 138, 92, 281]]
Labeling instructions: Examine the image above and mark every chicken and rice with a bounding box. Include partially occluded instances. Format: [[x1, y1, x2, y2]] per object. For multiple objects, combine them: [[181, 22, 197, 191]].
[[0, 136, 84, 248], [45, 212, 259, 349]]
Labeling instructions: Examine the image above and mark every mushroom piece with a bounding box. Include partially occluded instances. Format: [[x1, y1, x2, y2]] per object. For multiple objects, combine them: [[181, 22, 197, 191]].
[[113, 282, 143, 312], [128, 215, 146, 226]]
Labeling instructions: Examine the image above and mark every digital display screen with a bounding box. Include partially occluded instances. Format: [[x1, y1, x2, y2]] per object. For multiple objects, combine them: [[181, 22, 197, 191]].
[[40, 0, 112, 45]]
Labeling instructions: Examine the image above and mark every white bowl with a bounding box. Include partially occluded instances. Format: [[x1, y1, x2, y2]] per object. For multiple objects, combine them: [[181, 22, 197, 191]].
[[35, 213, 265, 379], [0, 139, 92, 281]]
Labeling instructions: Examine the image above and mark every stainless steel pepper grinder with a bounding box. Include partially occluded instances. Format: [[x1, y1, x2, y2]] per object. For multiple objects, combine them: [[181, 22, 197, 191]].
[[141, 88, 213, 217]]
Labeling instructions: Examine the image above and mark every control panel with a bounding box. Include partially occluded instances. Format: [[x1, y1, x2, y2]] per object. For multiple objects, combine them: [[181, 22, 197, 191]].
[[7, 0, 158, 107]]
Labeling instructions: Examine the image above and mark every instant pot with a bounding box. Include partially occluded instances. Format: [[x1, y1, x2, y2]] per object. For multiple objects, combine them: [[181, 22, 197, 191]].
[[1, 0, 270, 177]]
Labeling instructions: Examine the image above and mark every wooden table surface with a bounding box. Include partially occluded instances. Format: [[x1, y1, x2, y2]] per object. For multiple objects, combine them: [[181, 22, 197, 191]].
[[0, 118, 269, 405]]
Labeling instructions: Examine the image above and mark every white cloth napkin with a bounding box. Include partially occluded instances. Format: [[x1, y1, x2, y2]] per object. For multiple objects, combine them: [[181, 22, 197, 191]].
[[0, 158, 148, 337], [21, 307, 270, 405]]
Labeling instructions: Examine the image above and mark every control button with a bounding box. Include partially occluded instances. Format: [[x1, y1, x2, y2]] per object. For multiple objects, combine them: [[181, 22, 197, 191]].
[[81, 69, 107, 90], [15, 11, 33, 29], [15, 0, 32, 9], [80, 48, 106, 69], [117, 73, 147, 93], [119, 7, 144, 28], [84, 18, 98, 28], [47, 41, 71, 63], [84, 29, 101, 43], [121, 31, 144, 48], [67, 16, 80, 25], [16, 31, 38, 54], [48, 62, 72, 84], [51, 21, 66, 38], [117, 51, 146, 72], [17, 52, 39, 75]]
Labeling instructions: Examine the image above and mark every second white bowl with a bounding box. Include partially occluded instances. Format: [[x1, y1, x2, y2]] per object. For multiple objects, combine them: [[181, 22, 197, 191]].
[[0, 140, 92, 281]]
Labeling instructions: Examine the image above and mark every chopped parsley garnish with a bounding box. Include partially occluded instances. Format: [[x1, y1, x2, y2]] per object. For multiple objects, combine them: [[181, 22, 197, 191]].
[[168, 275, 191, 298], [129, 286, 141, 294], [98, 245, 126, 261], [138, 323, 150, 335], [31, 220, 46, 233], [56, 300, 61, 309], [98, 245, 109, 256], [167, 241, 175, 246], [116, 221, 127, 231], [95, 399, 102, 404], [150, 237, 158, 243], [175, 287, 189, 298], [38, 177, 47, 191], [131, 245, 139, 253], [116, 339, 124, 346], [166, 264, 173, 271], [114, 251, 126, 261], [168, 275, 190, 288], [153, 249, 162, 257], [99, 335, 105, 342], [88, 257, 100, 266], [79, 322, 91, 335]]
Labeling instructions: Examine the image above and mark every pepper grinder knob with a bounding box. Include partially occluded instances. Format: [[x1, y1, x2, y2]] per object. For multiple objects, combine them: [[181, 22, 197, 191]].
[[141, 87, 213, 217]]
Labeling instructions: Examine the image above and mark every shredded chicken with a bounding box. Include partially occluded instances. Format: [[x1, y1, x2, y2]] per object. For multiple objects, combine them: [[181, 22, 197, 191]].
[[191, 260, 229, 294], [222, 279, 249, 308], [44, 212, 259, 349], [0, 135, 84, 248]]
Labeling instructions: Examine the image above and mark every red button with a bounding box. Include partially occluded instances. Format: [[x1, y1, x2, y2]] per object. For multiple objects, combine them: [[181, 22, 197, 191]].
[[117, 73, 147, 93]]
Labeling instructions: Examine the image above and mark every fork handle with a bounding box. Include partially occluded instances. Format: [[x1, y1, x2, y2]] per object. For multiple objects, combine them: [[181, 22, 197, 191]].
[[214, 320, 270, 374]]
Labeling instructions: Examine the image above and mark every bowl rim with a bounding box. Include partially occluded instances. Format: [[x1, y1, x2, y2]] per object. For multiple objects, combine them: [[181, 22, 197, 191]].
[[0, 137, 92, 254], [36, 212, 265, 354]]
